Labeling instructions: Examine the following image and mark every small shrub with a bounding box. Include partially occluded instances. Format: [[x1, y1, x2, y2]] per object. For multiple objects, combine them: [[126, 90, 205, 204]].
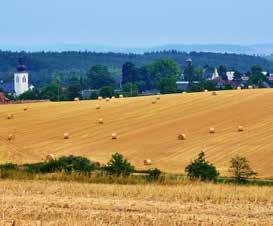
[[185, 151, 219, 181], [147, 168, 162, 181], [229, 155, 257, 183], [0, 163, 18, 171], [105, 153, 135, 177]]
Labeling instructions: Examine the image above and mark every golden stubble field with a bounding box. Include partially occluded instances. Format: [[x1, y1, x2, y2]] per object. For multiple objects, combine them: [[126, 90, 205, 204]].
[[0, 180, 272, 226], [0, 89, 273, 177]]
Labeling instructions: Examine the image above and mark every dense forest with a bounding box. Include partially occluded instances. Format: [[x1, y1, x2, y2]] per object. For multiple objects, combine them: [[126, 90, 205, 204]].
[[1, 50, 273, 87]]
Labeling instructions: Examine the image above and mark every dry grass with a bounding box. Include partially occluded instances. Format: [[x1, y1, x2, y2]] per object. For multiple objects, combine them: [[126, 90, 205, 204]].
[[1, 89, 273, 177], [0, 180, 272, 225]]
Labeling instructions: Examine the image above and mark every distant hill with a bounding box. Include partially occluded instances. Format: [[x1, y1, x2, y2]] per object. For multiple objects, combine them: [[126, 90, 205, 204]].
[[1, 50, 273, 86], [2, 44, 273, 55]]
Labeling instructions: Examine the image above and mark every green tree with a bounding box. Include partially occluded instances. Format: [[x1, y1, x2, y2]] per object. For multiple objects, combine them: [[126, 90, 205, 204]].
[[99, 86, 115, 98], [218, 65, 228, 80], [184, 64, 195, 82], [229, 156, 257, 183], [122, 62, 138, 84], [185, 151, 219, 181], [147, 59, 180, 89], [90, 91, 99, 100], [122, 83, 139, 96], [248, 65, 267, 87], [159, 76, 177, 94], [19, 88, 41, 100], [105, 153, 135, 177], [86, 65, 115, 89]]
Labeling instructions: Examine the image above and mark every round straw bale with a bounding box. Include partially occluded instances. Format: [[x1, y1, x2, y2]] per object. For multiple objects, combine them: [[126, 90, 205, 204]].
[[119, 94, 124, 98], [98, 118, 104, 124], [23, 106, 28, 111], [178, 133, 186, 140], [144, 159, 152, 166], [152, 100, 157, 104], [74, 97, 80, 102], [204, 89, 208, 92], [111, 96, 116, 99], [8, 134, 14, 141], [156, 95, 161, 100], [98, 96, 103, 100], [248, 85, 253, 89], [96, 104, 101, 110], [112, 133, 117, 140], [238, 125, 244, 132], [209, 127, 215, 134], [182, 91, 187, 94], [46, 154, 55, 162], [212, 91, 217, 96], [106, 97, 110, 102], [237, 86, 242, 90], [64, 132, 69, 139], [7, 114, 14, 120]]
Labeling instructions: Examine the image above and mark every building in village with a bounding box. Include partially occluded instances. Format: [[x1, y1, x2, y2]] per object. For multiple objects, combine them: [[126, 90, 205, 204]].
[[0, 57, 33, 96]]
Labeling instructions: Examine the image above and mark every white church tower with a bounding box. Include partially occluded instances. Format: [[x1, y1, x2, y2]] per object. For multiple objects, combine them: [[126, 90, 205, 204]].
[[14, 57, 29, 96]]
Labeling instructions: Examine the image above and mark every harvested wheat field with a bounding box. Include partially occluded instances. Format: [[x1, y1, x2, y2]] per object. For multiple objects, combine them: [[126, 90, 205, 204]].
[[0, 180, 272, 226], [1, 89, 273, 177]]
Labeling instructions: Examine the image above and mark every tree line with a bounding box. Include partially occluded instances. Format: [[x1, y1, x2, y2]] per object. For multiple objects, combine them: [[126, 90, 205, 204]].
[[1, 50, 273, 87]]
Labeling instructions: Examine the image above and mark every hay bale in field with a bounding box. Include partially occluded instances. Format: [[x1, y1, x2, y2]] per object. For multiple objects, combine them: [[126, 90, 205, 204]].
[[204, 89, 208, 92], [209, 127, 215, 134], [111, 96, 116, 99], [23, 106, 28, 111], [152, 100, 157, 104], [98, 96, 103, 100], [46, 154, 55, 162], [156, 95, 161, 100], [7, 134, 14, 141], [178, 133, 186, 140], [74, 97, 80, 102], [248, 85, 253, 89], [111, 133, 117, 140], [212, 91, 217, 96], [238, 125, 244, 132], [98, 118, 104, 124], [7, 114, 14, 120], [63, 132, 70, 139], [144, 159, 152, 166], [182, 91, 187, 94], [237, 86, 242, 90], [119, 94, 124, 98], [96, 104, 101, 110], [106, 97, 110, 102]]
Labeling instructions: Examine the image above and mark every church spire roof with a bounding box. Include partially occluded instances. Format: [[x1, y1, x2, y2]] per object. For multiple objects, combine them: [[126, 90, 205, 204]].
[[16, 57, 27, 72]]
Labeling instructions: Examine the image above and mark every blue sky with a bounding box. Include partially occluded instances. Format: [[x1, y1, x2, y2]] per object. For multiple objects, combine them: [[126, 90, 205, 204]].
[[1, 0, 272, 47]]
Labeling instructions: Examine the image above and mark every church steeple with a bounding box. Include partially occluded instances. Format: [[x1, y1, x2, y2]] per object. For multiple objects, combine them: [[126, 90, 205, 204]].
[[14, 57, 29, 96]]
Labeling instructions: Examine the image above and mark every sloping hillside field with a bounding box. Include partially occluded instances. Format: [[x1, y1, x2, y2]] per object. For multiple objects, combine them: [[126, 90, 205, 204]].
[[1, 89, 273, 177]]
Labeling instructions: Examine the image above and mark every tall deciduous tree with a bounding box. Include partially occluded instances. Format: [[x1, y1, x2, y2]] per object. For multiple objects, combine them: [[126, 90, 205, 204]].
[[86, 65, 115, 89], [122, 62, 138, 84], [147, 59, 180, 89], [229, 156, 257, 183]]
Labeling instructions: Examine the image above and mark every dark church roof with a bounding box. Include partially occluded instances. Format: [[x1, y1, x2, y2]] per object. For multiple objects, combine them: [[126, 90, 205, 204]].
[[17, 57, 27, 72]]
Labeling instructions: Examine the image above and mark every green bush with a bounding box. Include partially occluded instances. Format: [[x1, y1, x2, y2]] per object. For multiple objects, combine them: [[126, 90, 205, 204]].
[[0, 163, 18, 171], [105, 153, 135, 177], [147, 168, 162, 181], [185, 151, 219, 181], [25, 155, 98, 174]]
